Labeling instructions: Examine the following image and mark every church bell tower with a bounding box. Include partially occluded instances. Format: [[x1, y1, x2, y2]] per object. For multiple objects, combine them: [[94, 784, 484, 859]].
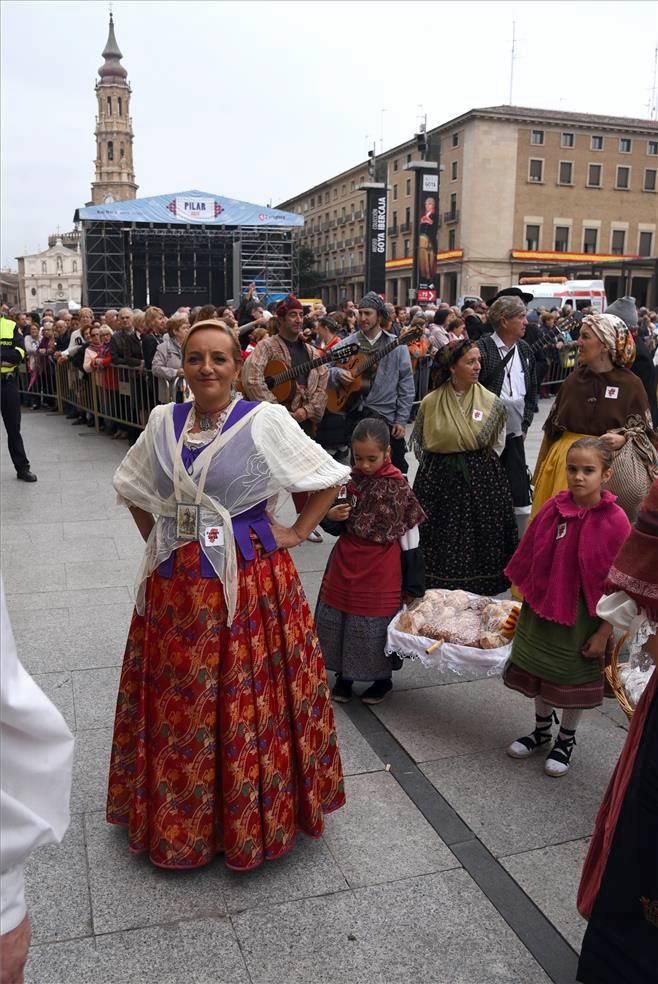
[[90, 14, 138, 205]]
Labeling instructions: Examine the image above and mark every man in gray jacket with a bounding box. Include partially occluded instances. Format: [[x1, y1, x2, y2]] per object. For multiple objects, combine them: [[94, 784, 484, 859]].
[[330, 292, 415, 473]]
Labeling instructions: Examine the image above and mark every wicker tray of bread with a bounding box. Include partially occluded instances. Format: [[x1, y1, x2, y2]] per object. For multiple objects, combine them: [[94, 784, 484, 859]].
[[386, 589, 521, 676]]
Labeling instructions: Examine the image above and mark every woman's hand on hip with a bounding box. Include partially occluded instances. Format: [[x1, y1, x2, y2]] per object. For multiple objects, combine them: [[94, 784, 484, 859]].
[[270, 522, 302, 550]]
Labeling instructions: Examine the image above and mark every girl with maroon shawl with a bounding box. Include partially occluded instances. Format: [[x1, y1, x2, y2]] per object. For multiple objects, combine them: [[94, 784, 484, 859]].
[[576, 480, 658, 984], [316, 418, 426, 705], [504, 438, 631, 777]]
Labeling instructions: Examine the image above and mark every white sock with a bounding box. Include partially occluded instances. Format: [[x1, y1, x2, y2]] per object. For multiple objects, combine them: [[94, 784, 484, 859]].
[[559, 708, 583, 738]]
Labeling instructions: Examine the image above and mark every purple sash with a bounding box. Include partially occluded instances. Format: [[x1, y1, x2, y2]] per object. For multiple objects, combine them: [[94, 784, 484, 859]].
[[159, 400, 276, 578]]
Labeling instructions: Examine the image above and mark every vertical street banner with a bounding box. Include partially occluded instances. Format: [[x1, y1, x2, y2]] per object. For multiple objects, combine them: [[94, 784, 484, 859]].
[[365, 184, 387, 296], [413, 168, 439, 303]]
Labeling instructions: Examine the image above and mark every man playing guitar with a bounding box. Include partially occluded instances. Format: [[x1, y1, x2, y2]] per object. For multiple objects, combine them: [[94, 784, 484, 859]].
[[242, 295, 328, 431], [330, 292, 415, 473]]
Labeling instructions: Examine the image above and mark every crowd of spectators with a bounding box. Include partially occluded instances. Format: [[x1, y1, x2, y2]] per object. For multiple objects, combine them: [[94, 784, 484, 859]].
[[2, 291, 657, 444]]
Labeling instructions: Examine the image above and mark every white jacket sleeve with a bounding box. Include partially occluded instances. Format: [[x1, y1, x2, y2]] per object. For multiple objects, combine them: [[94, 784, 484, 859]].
[[0, 581, 74, 935], [252, 403, 351, 492]]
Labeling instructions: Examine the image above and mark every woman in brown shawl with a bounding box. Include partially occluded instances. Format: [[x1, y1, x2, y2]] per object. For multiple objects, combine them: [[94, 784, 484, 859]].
[[532, 313, 657, 521]]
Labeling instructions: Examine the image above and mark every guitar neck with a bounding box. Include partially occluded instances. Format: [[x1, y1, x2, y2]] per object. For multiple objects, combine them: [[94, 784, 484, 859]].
[[357, 337, 400, 376]]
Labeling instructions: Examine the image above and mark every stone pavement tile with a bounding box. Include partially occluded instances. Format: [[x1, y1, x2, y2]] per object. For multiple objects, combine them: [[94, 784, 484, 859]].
[[421, 713, 626, 857], [597, 698, 630, 731], [73, 666, 122, 730], [9, 606, 70, 633], [32, 670, 76, 731], [66, 559, 136, 590], [289, 536, 334, 573], [500, 838, 590, 952], [322, 772, 459, 888], [394, 657, 484, 691], [5, 585, 132, 615], [233, 869, 550, 984], [62, 517, 134, 541], [1, 521, 65, 545], [2, 560, 66, 594], [84, 813, 228, 935], [71, 728, 113, 813], [113, 533, 146, 561], [13, 617, 128, 675], [218, 833, 348, 914], [332, 704, 384, 776], [299, 570, 323, 609], [25, 917, 250, 984], [2, 537, 120, 565], [372, 677, 534, 763], [24, 816, 92, 945]]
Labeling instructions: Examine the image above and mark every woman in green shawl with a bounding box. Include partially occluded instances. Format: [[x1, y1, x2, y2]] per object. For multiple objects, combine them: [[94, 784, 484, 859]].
[[412, 339, 518, 595]]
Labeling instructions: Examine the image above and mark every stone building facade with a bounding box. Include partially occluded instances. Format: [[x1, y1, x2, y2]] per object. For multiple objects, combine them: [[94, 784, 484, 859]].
[[17, 239, 81, 311], [278, 105, 658, 307]]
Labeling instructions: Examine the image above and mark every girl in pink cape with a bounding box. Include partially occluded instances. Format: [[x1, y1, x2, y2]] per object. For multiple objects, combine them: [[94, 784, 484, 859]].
[[503, 437, 631, 776]]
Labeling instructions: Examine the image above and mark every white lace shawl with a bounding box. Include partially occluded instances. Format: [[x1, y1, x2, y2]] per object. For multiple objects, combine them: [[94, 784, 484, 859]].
[[113, 401, 350, 623]]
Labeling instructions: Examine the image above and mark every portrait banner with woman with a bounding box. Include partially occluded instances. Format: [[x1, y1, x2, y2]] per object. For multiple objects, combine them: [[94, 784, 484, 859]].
[[106, 319, 351, 872], [532, 312, 658, 522]]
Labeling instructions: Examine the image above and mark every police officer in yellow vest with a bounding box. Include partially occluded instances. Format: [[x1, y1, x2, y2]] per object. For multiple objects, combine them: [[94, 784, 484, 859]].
[[1, 315, 37, 482]]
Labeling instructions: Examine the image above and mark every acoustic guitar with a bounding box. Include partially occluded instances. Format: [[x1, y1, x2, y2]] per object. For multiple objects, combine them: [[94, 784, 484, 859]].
[[326, 325, 423, 414], [259, 343, 359, 406]]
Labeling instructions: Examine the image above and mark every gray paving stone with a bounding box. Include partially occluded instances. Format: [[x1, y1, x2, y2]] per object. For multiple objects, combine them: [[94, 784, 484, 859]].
[[597, 698, 631, 731], [218, 833, 348, 914], [372, 677, 534, 763], [24, 816, 92, 945], [83, 813, 228, 935], [9, 605, 70, 634], [332, 704, 384, 776], [323, 772, 458, 888], [289, 536, 336, 573], [421, 712, 626, 857], [2, 538, 120, 565], [394, 656, 484, 691], [66, 559, 137, 590], [73, 666, 122, 730], [5, 585, 132, 615], [13, 618, 128, 674], [298, 570, 323, 609], [2, 560, 67, 594], [25, 917, 250, 984], [113, 533, 147, 561], [62, 517, 134, 541], [233, 868, 550, 984], [31, 670, 76, 731], [71, 728, 113, 813], [500, 838, 590, 952], [0, 521, 64, 545]]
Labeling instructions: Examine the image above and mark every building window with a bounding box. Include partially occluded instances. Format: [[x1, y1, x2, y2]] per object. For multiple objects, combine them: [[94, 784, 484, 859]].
[[56, 256, 63, 274], [393, 184, 398, 200], [561, 132, 575, 148], [587, 163, 602, 187], [451, 161, 458, 180], [619, 138, 632, 153], [649, 141, 658, 156], [120, 143, 125, 159], [639, 231, 654, 256], [611, 229, 626, 255], [350, 181, 355, 191], [554, 226, 570, 252], [118, 96, 122, 116], [391, 241, 397, 259], [333, 188, 337, 200], [528, 158, 543, 182], [325, 191, 329, 203], [525, 224, 540, 250], [449, 193, 457, 216], [310, 197, 315, 208], [406, 153, 412, 163], [644, 169, 657, 191], [393, 159, 398, 172], [583, 228, 598, 254], [31, 287, 36, 296], [72, 261, 78, 272], [405, 206, 411, 225], [615, 165, 630, 190], [590, 135, 603, 151], [404, 239, 410, 254], [452, 132, 459, 148], [392, 210, 398, 229], [41, 261, 47, 274], [107, 141, 114, 162], [448, 229, 456, 249], [558, 161, 573, 185], [106, 96, 112, 115]]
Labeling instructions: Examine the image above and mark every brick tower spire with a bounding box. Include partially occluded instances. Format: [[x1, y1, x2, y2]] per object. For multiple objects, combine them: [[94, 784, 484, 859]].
[[90, 14, 138, 205]]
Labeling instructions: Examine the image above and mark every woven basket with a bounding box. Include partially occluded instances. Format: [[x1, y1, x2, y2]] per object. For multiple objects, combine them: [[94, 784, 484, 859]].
[[604, 632, 633, 721]]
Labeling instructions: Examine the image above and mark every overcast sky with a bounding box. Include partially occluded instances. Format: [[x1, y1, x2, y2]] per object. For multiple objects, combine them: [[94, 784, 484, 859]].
[[2, 0, 657, 267]]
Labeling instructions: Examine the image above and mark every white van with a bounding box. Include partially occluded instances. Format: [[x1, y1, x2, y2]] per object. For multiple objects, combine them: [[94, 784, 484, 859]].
[[514, 280, 607, 313]]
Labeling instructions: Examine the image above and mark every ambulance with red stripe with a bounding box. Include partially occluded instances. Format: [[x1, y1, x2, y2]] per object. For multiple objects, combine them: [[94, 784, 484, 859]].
[[513, 278, 607, 313]]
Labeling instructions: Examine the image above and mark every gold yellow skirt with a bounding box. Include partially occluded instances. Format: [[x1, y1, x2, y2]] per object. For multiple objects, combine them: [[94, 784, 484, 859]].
[[531, 431, 590, 519]]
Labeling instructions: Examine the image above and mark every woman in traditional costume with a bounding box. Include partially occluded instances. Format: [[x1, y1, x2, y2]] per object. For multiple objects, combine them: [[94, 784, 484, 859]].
[[576, 480, 657, 984], [411, 339, 518, 595], [106, 319, 351, 871], [316, 418, 426, 706], [532, 312, 657, 521]]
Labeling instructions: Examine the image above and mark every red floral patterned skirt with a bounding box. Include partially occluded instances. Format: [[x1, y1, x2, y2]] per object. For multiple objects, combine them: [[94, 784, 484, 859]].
[[106, 540, 345, 870]]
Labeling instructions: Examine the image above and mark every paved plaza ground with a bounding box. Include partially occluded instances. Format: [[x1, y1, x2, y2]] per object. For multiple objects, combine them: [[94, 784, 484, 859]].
[[1, 400, 630, 984]]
